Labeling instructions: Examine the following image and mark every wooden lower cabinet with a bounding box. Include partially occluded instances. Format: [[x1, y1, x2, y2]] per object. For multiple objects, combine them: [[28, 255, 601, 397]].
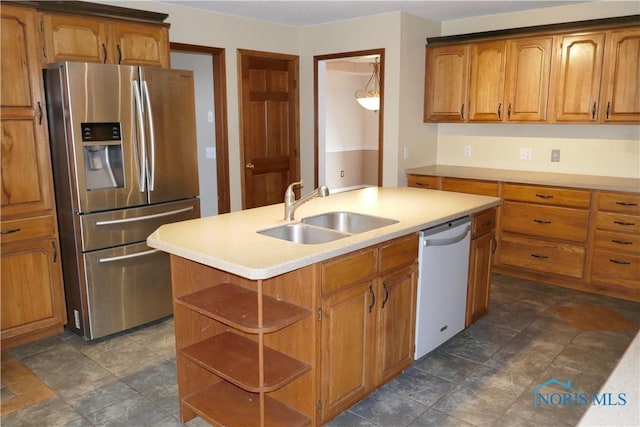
[[319, 234, 418, 423], [466, 208, 496, 326]]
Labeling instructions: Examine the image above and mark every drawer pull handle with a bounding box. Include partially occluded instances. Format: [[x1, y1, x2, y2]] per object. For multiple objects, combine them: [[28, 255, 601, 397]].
[[368, 285, 376, 313], [615, 201, 638, 207], [611, 239, 633, 245], [614, 221, 635, 227], [533, 219, 552, 225], [531, 254, 549, 259], [416, 182, 428, 187], [482, 221, 492, 227], [1, 228, 21, 235], [609, 259, 631, 265], [535, 194, 554, 200]]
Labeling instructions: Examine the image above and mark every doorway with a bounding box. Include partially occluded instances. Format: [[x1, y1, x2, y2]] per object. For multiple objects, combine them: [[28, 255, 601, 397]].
[[315, 49, 384, 190], [170, 43, 230, 215]]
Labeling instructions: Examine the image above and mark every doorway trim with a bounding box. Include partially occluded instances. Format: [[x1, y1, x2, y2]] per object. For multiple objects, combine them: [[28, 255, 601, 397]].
[[170, 43, 230, 214], [314, 49, 385, 188]]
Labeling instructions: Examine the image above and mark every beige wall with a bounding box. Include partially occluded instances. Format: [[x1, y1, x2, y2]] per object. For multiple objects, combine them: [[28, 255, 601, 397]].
[[98, 1, 639, 210]]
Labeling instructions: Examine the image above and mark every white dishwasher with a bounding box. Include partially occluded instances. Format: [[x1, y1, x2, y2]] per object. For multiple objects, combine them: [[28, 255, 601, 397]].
[[415, 216, 471, 360]]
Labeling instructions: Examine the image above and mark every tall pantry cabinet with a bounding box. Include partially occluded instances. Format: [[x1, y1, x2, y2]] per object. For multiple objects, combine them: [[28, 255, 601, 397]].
[[1, 5, 66, 348], [0, 2, 170, 349]]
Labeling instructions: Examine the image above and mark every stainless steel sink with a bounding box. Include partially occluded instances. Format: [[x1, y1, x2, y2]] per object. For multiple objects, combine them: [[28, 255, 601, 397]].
[[257, 223, 349, 244], [301, 211, 398, 234]]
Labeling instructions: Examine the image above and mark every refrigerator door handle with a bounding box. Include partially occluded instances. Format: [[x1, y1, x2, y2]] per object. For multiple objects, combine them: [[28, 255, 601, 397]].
[[95, 206, 195, 226], [98, 249, 161, 264], [141, 80, 156, 191], [132, 79, 147, 192]]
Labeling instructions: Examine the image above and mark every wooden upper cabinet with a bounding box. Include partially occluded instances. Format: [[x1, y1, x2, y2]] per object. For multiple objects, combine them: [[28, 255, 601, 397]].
[[42, 13, 169, 67], [110, 21, 169, 67], [424, 44, 469, 122], [600, 28, 640, 122], [468, 41, 507, 122], [42, 13, 108, 63], [553, 32, 606, 122], [504, 37, 553, 122], [1, 6, 54, 218]]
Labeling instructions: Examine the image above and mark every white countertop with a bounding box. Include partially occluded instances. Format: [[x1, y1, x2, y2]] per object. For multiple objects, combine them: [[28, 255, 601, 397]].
[[147, 186, 500, 280], [406, 165, 640, 193]]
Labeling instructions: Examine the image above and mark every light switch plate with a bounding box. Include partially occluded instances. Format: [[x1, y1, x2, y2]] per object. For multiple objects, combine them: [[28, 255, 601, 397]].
[[551, 149, 561, 162]]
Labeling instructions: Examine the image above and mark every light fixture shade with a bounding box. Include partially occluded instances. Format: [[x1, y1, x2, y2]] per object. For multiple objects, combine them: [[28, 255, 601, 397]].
[[355, 57, 380, 111], [356, 95, 380, 111]]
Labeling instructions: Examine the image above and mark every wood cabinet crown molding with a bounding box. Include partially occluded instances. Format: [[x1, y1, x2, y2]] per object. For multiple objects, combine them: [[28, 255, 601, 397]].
[[5, 1, 169, 25], [426, 15, 640, 46]]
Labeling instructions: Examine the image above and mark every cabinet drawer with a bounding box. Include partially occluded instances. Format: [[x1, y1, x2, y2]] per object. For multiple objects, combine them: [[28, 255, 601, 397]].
[[1, 215, 55, 244], [442, 178, 499, 197], [379, 234, 419, 273], [594, 230, 640, 253], [502, 183, 590, 208], [472, 208, 496, 237], [591, 249, 640, 291], [597, 192, 640, 215], [407, 175, 438, 190], [595, 212, 640, 234], [322, 248, 377, 294], [498, 234, 585, 278], [501, 202, 589, 242]]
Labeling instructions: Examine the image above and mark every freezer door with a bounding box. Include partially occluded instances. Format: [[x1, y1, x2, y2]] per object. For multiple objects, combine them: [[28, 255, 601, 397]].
[[80, 198, 200, 251], [83, 241, 172, 339], [47, 62, 148, 213], [139, 67, 199, 204]]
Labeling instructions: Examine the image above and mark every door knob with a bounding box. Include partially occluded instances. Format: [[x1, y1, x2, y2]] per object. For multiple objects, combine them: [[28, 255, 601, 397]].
[[245, 163, 255, 169]]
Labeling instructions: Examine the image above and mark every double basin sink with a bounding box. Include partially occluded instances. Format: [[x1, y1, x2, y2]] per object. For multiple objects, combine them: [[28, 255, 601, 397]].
[[258, 212, 398, 244]]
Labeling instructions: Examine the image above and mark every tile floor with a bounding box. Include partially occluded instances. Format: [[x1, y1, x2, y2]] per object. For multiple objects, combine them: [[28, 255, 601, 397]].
[[1, 274, 638, 427]]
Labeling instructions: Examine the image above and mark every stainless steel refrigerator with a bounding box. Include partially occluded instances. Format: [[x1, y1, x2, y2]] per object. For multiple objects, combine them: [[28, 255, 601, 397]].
[[45, 62, 200, 340]]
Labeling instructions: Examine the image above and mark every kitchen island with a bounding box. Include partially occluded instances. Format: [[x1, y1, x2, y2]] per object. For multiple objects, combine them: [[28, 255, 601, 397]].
[[147, 186, 501, 426]]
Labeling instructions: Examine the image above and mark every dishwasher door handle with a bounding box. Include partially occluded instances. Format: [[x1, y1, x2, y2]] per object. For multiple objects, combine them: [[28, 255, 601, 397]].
[[423, 225, 471, 247]]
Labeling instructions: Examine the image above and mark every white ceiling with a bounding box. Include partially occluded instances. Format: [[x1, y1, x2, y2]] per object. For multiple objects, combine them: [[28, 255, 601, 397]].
[[161, 1, 594, 27]]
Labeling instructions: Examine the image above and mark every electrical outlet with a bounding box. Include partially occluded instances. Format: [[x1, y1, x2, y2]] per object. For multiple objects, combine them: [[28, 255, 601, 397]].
[[464, 145, 472, 157], [403, 147, 409, 160], [340, 170, 344, 178], [205, 147, 216, 159], [520, 148, 532, 160], [551, 149, 561, 162]]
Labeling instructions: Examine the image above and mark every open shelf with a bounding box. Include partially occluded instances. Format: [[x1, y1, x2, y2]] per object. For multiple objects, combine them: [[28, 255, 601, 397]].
[[183, 381, 311, 427], [176, 282, 310, 333], [181, 331, 310, 392]]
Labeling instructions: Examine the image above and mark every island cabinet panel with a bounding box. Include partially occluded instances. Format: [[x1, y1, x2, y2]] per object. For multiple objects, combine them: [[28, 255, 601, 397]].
[[170, 255, 317, 426], [466, 208, 497, 326], [319, 234, 418, 424]]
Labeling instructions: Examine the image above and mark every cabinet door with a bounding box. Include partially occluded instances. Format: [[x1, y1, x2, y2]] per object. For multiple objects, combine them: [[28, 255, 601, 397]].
[[42, 13, 109, 63], [466, 232, 493, 326], [111, 22, 169, 67], [553, 32, 605, 122], [1, 6, 55, 218], [600, 28, 640, 123], [375, 266, 417, 385], [424, 44, 469, 122], [1, 238, 65, 343], [320, 281, 375, 422], [504, 37, 552, 122], [468, 40, 507, 121]]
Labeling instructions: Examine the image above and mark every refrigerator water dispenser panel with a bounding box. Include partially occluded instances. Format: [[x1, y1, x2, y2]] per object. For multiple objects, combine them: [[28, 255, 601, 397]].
[[81, 123, 124, 191]]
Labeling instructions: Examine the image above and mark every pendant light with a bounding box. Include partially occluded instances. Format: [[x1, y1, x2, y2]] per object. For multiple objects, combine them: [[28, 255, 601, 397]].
[[355, 57, 380, 111]]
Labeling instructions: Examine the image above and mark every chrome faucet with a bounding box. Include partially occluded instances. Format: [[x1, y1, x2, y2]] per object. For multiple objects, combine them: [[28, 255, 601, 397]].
[[284, 180, 330, 221]]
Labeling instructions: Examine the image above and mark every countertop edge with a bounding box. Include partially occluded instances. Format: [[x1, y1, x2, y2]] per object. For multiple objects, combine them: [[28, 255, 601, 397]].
[[406, 165, 640, 193]]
